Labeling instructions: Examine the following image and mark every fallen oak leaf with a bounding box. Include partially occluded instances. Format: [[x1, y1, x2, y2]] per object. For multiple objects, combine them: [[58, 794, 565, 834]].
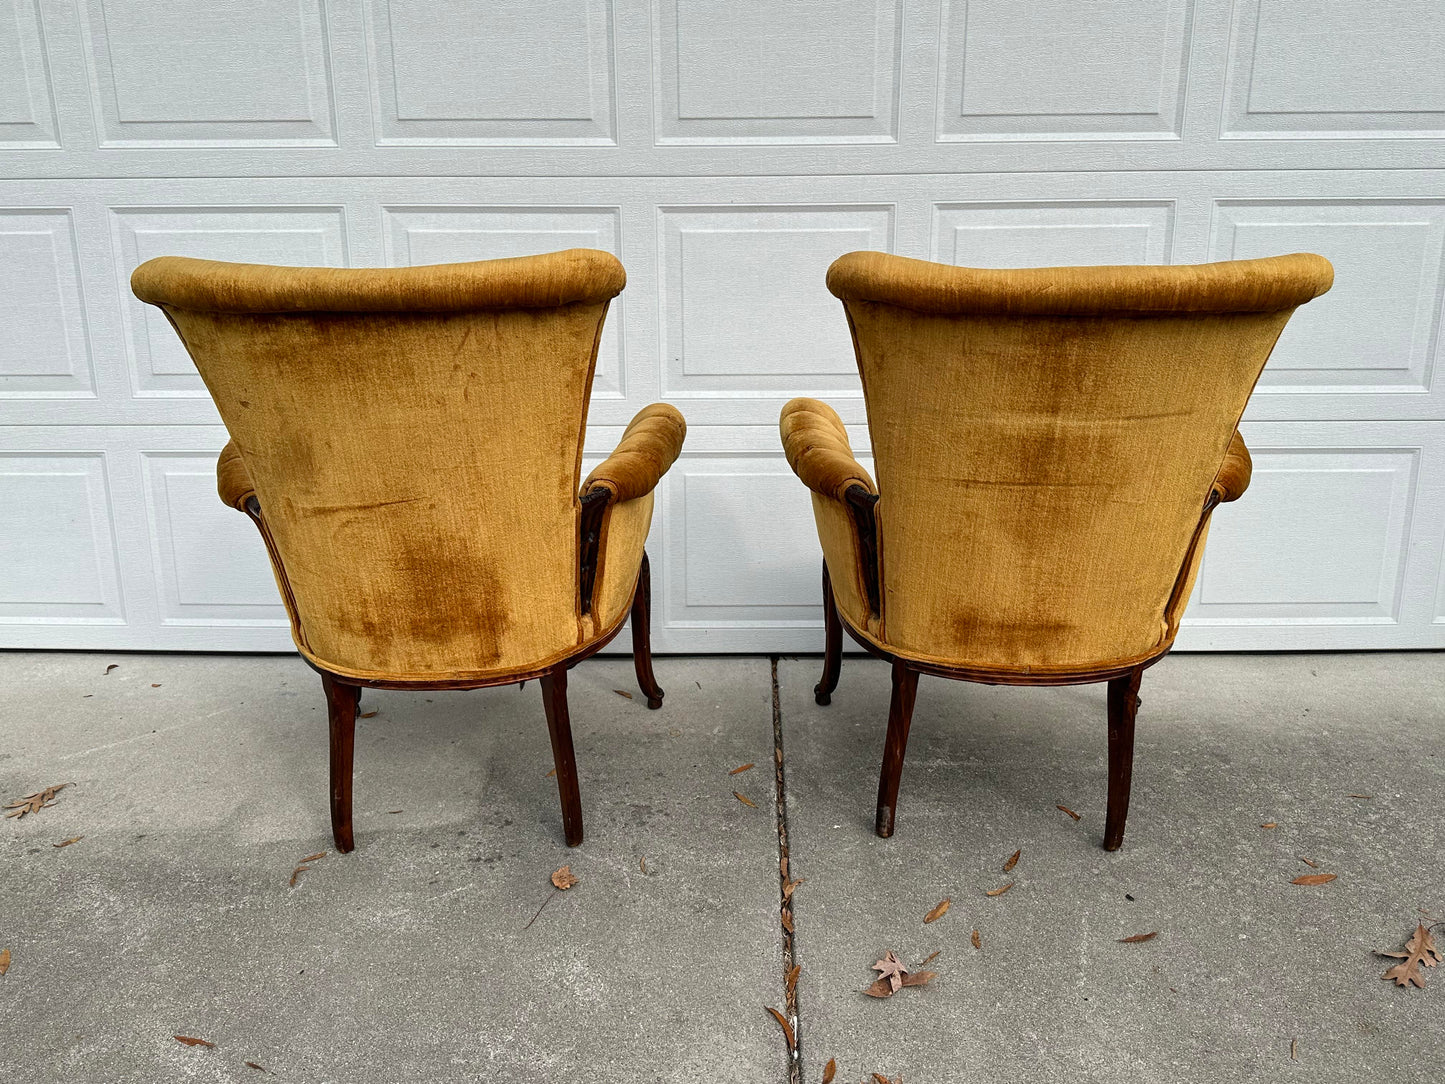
[[764, 1006, 796, 1052], [53, 836, 84, 848], [1057, 804, 1082, 821], [1118, 931, 1159, 943], [613, 689, 634, 700], [1379, 923, 1442, 989], [900, 969, 937, 988], [923, 898, 951, 924], [780, 910, 794, 933], [822, 1058, 836, 1084], [5, 782, 73, 818], [299, 851, 325, 864], [786, 963, 801, 995], [985, 882, 1015, 897], [783, 877, 805, 900], [733, 791, 756, 808], [729, 763, 754, 775], [551, 865, 579, 890], [174, 1035, 215, 1048], [1291, 873, 1337, 886], [862, 977, 894, 998], [971, 929, 982, 951], [1003, 848, 1021, 872]]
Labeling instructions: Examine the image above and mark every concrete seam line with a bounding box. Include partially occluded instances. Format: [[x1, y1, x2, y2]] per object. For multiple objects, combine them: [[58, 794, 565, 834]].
[[770, 656, 802, 1084]]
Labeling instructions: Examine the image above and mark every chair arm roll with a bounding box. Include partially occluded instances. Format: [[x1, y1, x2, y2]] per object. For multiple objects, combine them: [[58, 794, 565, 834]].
[[1211, 430, 1252, 504], [780, 398, 875, 502], [583, 404, 687, 503], [217, 441, 256, 511]]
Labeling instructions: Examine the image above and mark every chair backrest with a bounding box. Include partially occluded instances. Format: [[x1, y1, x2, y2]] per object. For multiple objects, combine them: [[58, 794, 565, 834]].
[[132, 249, 624, 679], [826, 251, 1333, 672]]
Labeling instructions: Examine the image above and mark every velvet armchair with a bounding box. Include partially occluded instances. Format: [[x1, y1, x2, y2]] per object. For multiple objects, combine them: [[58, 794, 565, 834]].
[[132, 249, 686, 851], [782, 251, 1333, 849]]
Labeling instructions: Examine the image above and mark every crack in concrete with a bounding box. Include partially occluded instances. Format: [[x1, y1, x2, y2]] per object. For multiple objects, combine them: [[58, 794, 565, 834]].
[[769, 656, 802, 1084]]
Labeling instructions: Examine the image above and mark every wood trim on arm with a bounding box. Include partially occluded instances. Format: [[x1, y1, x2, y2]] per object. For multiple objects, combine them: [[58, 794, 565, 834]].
[[577, 487, 612, 617], [843, 483, 881, 615]]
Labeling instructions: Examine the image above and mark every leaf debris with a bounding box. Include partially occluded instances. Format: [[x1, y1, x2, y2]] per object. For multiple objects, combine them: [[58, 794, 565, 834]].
[[551, 865, 579, 890], [1299, 856, 1318, 868], [1003, 848, 1021, 873], [359, 711, 378, 718], [0, 949, 10, 976], [1118, 931, 1159, 943], [5, 783, 73, 819], [923, 898, 951, 924], [971, 929, 982, 951], [1347, 794, 1372, 799], [733, 791, 756, 808], [613, 689, 633, 700], [729, 763, 755, 775], [245, 1062, 269, 1073], [1260, 822, 1277, 829], [985, 882, 1015, 897], [765, 1006, 796, 1052], [822, 1058, 837, 1083], [104, 664, 118, 675], [786, 964, 801, 996], [53, 836, 84, 848], [1379, 923, 1442, 988], [872, 951, 908, 993], [174, 1035, 215, 1048], [1290, 1038, 1297, 1060], [1291, 873, 1336, 886], [1057, 804, 1082, 821]]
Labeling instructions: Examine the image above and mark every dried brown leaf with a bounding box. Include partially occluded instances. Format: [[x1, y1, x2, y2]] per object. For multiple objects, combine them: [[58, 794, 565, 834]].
[[640, 856, 646, 873], [1379, 923, 1443, 988], [765, 1006, 795, 1051], [359, 710, 378, 718], [729, 763, 755, 775], [1291, 873, 1337, 886], [786, 964, 801, 995], [985, 882, 1015, 897], [862, 977, 894, 998], [1299, 856, 1318, 868], [4, 782, 72, 819], [872, 950, 907, 992], [1290, 1038, 1297, 1060], [923, 898, 951, 924], [0, 948, 10, 975], [1057, 804, 1081, 821], [545, 768, 556, 778], [971, 929, 982, 951], [104, 664, 118, 674], [613, 689, 633, 700], [1260, 822, 1277, 829], [783, 877, 805, 900], [551, 865, 579, 890], [174, 1035, 215, 1048], [1118, 931, 1159, 943], [244, 1062, 268, 1072], [900, 969, 937, 988], [288, 865, 311, 887], [299, 851, 325, 864], [780, 910, 794, 934], [822, 1058, 837, 1084], [53, 836, 83, 848], [1003, 848, 1021, 873], [150, 683, 162, 688], [733, 791, 756, 808]]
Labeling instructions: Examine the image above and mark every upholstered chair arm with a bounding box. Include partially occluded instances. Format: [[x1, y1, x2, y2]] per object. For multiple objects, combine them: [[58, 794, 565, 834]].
[[780, 398, 876, 501], [1211, 430, 1252, 504], [217, 440, 256, 511], [583, 404, 687, 503]]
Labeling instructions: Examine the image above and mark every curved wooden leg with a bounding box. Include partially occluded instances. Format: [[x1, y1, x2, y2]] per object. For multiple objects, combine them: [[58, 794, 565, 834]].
[[631, 551, 663, 710], [815, 559, 843, 706], [540, 667, 584, 847], [321, 673, 360, 854], [875, 660, 920, 838], [1103, 667, 1143, 852]]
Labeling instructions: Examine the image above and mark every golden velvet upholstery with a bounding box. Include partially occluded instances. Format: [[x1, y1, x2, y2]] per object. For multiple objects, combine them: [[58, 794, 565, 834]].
[[785, 250, 1332, 850], [132, 249, 685, 685], [785, 251, 1333, 679]]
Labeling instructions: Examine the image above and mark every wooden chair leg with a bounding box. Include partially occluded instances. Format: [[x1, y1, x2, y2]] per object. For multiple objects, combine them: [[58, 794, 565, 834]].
[[1103, 667, 1143, 852], [815, 559, 843, 706], [540, 666, 584, 847], [875, 659, 920, 838], [630, 551, 664, 710], [320, 673, 360, 854]]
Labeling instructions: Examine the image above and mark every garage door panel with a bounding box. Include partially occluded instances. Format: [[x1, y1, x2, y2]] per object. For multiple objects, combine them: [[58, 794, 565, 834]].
[[0, 209, 94, 399], [0, 0, 58, 148], [933, 200, 1175, 267]]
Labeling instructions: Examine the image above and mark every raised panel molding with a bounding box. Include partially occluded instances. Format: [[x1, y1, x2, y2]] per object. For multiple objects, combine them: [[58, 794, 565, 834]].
[[655, 0, 900, 144], [0, 453, 124, 624], [932, 201, 1174, 266], [659, 205, 893, 395], [0, 0, 58, 147], [1223, 0, 1445, 139], [1187, 448, 1417, 624], [381, 206, 624, 397], [140, 453, 288, 627], [367, 0, 615, 145], [0, 210, 94, 398], [80, 0, 335, 146], [1211, 201, 1445, 395], [938, 0, 1191, 141], [111, 207, 348, 397]]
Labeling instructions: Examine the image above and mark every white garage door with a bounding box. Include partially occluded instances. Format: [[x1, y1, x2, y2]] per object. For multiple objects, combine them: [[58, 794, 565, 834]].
[[3, 0, 1443, 654]]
